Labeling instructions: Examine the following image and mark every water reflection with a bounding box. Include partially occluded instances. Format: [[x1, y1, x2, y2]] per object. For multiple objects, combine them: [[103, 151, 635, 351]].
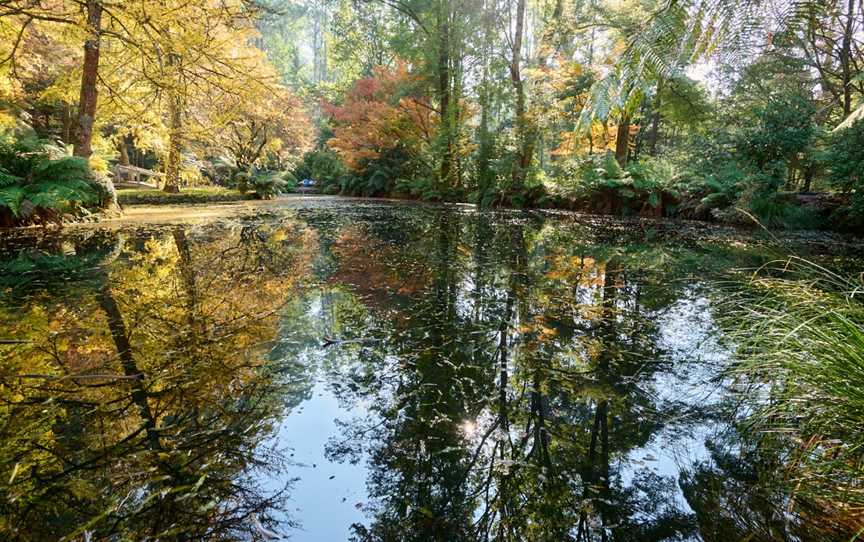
[[0, 203, 855, 540], [0, 220, 316, 539], [316, 214, 702, 541]]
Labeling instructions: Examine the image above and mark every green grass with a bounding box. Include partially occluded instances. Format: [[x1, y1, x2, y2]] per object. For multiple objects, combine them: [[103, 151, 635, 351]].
[[727, 257, 864, 520], [117, 187, 253, 206]]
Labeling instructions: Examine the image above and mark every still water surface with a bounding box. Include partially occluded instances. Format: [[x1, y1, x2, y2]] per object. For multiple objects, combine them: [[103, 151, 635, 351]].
[[0, 200, 855, 540]]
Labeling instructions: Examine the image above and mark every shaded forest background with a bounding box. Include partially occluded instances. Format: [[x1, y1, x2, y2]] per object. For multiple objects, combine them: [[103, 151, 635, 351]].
[[0, 0, 862, 229]]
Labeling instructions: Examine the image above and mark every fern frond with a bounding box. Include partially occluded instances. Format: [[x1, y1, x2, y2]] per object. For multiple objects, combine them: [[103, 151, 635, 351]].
[[0, 167, 21, 188], [579, 0, 811, 128], [33, 156, 93, 185], [25, 180, 99, 210], [0, 186, 25, 216]]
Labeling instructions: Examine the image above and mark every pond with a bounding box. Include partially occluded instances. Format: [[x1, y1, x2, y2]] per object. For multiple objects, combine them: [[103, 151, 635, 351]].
[[0, 198, 859, 541]]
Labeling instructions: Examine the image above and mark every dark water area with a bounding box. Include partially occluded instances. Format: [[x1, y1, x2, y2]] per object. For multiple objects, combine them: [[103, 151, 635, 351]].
[[0, 200, 860, 541]]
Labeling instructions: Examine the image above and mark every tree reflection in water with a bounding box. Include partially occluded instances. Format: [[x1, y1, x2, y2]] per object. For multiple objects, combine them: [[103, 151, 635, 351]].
[[0, 220, 317, 539], [0, 204, 852, 540], [319, 212, 702, 541]]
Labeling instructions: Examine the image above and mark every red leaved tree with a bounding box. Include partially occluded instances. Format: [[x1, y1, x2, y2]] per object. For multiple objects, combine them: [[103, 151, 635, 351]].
[[323, 63, 436, 172]]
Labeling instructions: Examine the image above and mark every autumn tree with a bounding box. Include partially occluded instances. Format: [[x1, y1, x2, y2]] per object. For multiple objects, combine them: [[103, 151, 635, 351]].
[[107, 1, 281, 192], [207, 84, 313, 171], [0, 1, 106, 157], [324, 63, 436, 173], [1, 1, 301, 192]]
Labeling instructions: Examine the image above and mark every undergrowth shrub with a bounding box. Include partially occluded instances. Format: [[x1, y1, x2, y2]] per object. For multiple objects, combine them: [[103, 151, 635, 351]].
[[233, 169, 290, 199], [0, 138, 108, 226], [340, 165, 395, 197], [293, 150, 347, 193], [548, 153, 678, 216], [234, 170, 251, 194], [395, 177, 442, 201], [709, 178, 826, 230], [824, 119, 864, 229], [282, 171, 298, 191]]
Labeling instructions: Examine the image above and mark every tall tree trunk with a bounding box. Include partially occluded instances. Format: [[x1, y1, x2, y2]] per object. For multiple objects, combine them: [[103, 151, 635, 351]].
[[437, 7, 453, 188], [73, 0, 103, 158], [118, 137, 130, 167], [163, 78, 183, 194], [840, 0, 855, 117], [476, 0, 494, 197], [802, 165, 814, 192], [477, 83, 492, 194], [648, 80, 663, 156], [510, 0, 533, 192], [62, 103, 73, 144], [614, 115, 630, 167], [453, 57, 465, 188], [116, 136, 131, 183]]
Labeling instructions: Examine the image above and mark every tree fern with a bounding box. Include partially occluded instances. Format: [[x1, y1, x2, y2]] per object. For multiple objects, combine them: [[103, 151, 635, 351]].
[[250, 171, 288, 199], [0, 138, 50, 177], [30, 156, 105, 208], [25, 180, 99, 210], [0, 185, 25, 216], [0, 154, 103, 221], [32, 156, 93, 184], [581, 0, 825, 128]]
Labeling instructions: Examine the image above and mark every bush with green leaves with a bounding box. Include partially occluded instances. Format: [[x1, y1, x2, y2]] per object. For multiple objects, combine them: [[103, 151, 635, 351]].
[[824, 119, 864, 228], [0, 138, 108, 226], [234, 170, 252, 194], [665, 87, 828, 227], [292, 150, 347, 192], [665, 129, 742, 210], [0, 137, 50, 177], [249, 171, 288, 199], [337, 150, 409, 198], [735, 93, 815, 180], [224, 163, 292, 196], [339, 169, 393, 197], [695, 163, 745, 210], [395, 177, 442, 201], [282, 171, 299, 192], [736, 187, 824, 229], [548, 153, 678, 216], [205, 156, 241, 186]]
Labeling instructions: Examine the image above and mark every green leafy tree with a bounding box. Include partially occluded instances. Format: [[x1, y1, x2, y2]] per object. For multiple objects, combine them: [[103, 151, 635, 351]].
[[825, 118, 864, 225]]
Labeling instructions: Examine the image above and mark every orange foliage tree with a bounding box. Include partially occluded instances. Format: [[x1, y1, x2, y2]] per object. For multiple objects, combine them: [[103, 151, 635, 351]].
[[531, 60, 640, 159], [323, 63, 436, 172]]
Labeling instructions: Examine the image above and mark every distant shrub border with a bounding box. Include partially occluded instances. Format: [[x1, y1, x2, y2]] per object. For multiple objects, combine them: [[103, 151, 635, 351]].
[[117, 188, 256, 206]]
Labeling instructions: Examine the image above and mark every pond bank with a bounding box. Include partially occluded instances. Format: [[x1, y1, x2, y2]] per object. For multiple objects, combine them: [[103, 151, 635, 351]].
[[92, 194, 864, 252], [4, 195, 861, 258], [117, 187, 253, 205]]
